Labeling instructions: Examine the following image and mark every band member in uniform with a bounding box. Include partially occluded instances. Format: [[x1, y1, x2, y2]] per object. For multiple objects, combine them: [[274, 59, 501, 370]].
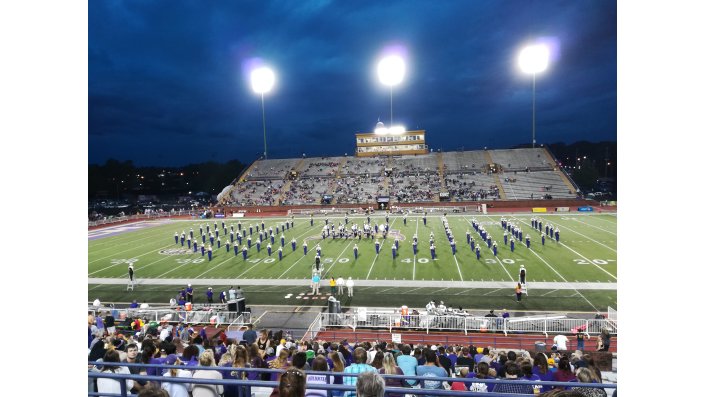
[[430, 243, 436, 260], [256, 238, 261, 252], [225, 240, 231, 252], [525, 235, 531, 249], [413, 239, 418, 255], [391, 243, 397, 259], [278, 246, 283, 261], [541, 233, 546, 246], [555, 228, 560, 242], [291, 238, 297, 251], [450, 239, 456, 255], [353, 244, 359, 259], [234, 242, 239, 255], [510, 238, 516, 252], [174, 232, 179, 244], [267, 243, 272, 256], [375, 239, 380, 254], [303, 241, 308, 255], [242, 245, 248, 260], [492, 242, 498, 256], [475, 245, 481, 260]]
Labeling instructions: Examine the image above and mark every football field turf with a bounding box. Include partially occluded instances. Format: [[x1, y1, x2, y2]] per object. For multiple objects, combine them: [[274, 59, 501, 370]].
[[88, 213, 617, 312]]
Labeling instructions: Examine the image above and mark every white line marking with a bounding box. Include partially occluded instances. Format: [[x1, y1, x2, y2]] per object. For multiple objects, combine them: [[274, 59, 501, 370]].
[[365, 217, 399, 280]]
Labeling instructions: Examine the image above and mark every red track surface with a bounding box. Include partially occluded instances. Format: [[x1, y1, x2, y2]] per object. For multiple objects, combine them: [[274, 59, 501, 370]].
[[315, 329, 616, 353]]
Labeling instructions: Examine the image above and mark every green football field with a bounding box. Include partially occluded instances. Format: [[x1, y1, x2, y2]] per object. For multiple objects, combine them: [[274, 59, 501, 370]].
[[88, 213, 617, 312]]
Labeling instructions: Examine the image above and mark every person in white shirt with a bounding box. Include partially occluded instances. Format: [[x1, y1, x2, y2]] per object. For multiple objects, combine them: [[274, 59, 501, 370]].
[[346, 277, 354, 297], [337, 277, 345, 296], [96, 350, 134, 396], [162, 354, 192, 397], [553, 334, 569, 351], [191, 351, 223, 397]]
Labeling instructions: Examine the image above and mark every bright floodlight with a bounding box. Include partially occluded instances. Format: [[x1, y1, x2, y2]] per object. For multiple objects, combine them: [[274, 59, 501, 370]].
[[250, 67, 275, 94], [377, 55, 406, 86], [518, 44, 550, 74]]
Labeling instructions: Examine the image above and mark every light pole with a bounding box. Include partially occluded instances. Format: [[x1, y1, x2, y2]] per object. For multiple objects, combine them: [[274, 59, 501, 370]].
[[377, 55, 405, 125], [518, 44, 550, 148], [250, 66, 275, 159]]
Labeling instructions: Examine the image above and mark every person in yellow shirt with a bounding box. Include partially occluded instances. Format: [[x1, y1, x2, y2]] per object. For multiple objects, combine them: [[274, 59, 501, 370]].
[[330, 277, 337, 295]]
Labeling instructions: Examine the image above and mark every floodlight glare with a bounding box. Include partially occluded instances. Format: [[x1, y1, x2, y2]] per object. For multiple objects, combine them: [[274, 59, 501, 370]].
[[518, 45, 550, 74], [377, 55, 406, 86], [389, 126, 406, 134], [250, 67, 275, 94]]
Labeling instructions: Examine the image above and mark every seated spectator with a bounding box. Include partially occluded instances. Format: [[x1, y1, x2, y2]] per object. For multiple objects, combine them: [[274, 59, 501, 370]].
[[450, 367, 469, 391], [271, 368, 307, 397], [378, 352, 405, 397], [305, 356, 332, 397], [97, 349, 134, 396], [552, 356, 576, 387], [343, 347, 378, 397], [191, 351, 223, 397], [491, 362, 534, 394], [161, 354, 192, 397], [396, 344, 418, 387], [355, 372, 385, 397], [416, 348, 448, 396], [571, 367, 607, 397], [466, 361, 495, 393]]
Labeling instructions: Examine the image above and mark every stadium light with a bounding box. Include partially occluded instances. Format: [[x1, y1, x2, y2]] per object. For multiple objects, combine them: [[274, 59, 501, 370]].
[[518, 44, 550, 149], [377, 55, 406, 125], [250, 66, 276, 159]]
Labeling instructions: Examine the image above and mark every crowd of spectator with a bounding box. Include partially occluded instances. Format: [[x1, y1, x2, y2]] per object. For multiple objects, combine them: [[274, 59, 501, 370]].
[[389, 173, 441, 202], [229, 180, 285, 206], [281, 177, 331, 205], [333, 176, 386, 204], [89, 313, 614, 397]]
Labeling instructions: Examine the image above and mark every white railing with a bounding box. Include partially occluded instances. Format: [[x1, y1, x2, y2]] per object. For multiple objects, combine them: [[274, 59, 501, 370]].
[[318, 313, 617, 336], [607, 306, 617, 321], [302, 313, 323, 341], [89, 307, 250, 327]]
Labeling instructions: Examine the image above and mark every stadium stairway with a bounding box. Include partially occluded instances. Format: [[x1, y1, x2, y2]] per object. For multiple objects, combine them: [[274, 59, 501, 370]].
[[274, 158, 307, 205], [331, 157, 349, 204], [485, 151, 507, 199], [541, 147, 576, 194], [438, 152, 447, 191]]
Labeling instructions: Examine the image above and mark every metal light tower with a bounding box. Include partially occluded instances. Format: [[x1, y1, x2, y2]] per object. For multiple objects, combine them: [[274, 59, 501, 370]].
[[518, 44, 550, 148], [250, 66, 276, 159]]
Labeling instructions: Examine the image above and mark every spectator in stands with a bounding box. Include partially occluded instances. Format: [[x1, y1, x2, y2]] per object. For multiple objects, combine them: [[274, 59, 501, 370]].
[[379, 352, 405, 397], [293, 351, 311, 371], [97, 349, 134, 396], [182, 345, 200, 367], [269, 349, 291, 382], [343, 347, 378, 397], [396, 344, 418, 387], [370, 351, 384, 370], [491, 361, 534, 394], [105, 311, 116, 335], [456, 347, 473, 367], [571, 367, 607, 397], [162, 354, 192, 397], [416, 348, 448, 396], [137, 384, 169, 397], [306, 356, 332, 397], [256, 330, 271, 354], [582, 354, 602, 383], [355, 371, 385, 397], [597, 329, 611, 352], [249, 344, 266, 380], [552, 356, 576, 387], [243, 324, 257, 345], [223, 345, 250, 397], [467, 361, 494, 392], [533, 353, 554, 390], [327, 349, 346, 396], [191, 350, 224, 397], [520, 361, 542, 394], [272, 368, 307, 397], [338, 344, 353, 366]]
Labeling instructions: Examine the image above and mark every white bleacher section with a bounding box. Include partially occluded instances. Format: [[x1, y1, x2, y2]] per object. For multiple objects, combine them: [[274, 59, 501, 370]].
[[489, 148, 553, 171], [333, 175, 386, 204], [500, 171, 576, 200], [443, 151, 488, 172], [228, 179, 285, 206], [444, 172, 500, 201], [280, 177, 331, 205], [224, 149, 577, 206], [390, 173, 440, 202], [245, 158, 299, 179], [298, 157, 341, 177], [340, 157, 385, 176]]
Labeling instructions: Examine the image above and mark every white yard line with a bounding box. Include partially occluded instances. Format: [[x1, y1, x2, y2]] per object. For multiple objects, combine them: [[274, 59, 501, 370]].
[[365, 217, 399, 280], [482, 288, 504, 296], [513, 218, 617, 280], [88, 244, 173, 275], [463, 216, 513, 281], [442, 217, 464, 282], [89, 240, 172, 265], [548, 219, 617, 252], [565, 218, 617, 236], [237, 226, 318, 280], [400, 286, 426, 295]]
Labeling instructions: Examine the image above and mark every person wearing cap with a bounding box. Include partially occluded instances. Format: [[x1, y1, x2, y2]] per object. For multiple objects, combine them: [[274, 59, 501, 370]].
[[186, 284, 194, 303], [219, 290, 227, 304], [275, 338, 287, 357], [206, 287, 213, 304], [242, 324, 257, 345]]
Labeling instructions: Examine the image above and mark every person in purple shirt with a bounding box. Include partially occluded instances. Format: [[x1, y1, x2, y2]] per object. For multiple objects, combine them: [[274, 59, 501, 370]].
[[520, 361, 543, 394], [206, 287, 214, 304], [532, 353, 555, 393], [129, 299, 139, 308], [186, 285, 194, 303]]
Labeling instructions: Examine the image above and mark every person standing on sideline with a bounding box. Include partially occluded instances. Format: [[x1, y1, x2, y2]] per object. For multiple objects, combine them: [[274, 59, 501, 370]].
[[206, 287, 214, 304], [186, 284, 194, 303], [128, 264, 135, 287], [337, 276, 345, 296], [346, 277, 355, 297], [312, 272, 321, 295], [515, 283, 523, 302], [330, 277, 337, 295]]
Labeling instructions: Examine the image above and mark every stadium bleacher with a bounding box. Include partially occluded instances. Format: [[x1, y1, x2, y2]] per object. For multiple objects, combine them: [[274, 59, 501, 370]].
[[221, 148, 578, 206]]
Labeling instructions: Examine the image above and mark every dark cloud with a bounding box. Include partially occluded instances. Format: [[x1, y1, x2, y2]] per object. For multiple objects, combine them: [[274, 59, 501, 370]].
[[89, 0, 616, 166]]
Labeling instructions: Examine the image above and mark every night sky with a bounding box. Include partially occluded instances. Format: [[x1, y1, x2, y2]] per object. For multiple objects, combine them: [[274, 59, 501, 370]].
[[89, 0, 616, 167]]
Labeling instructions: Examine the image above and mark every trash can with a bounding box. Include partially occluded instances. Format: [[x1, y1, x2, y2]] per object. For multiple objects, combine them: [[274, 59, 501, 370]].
[[535, 342, 546, 352], [328, 296, 340, 314]]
